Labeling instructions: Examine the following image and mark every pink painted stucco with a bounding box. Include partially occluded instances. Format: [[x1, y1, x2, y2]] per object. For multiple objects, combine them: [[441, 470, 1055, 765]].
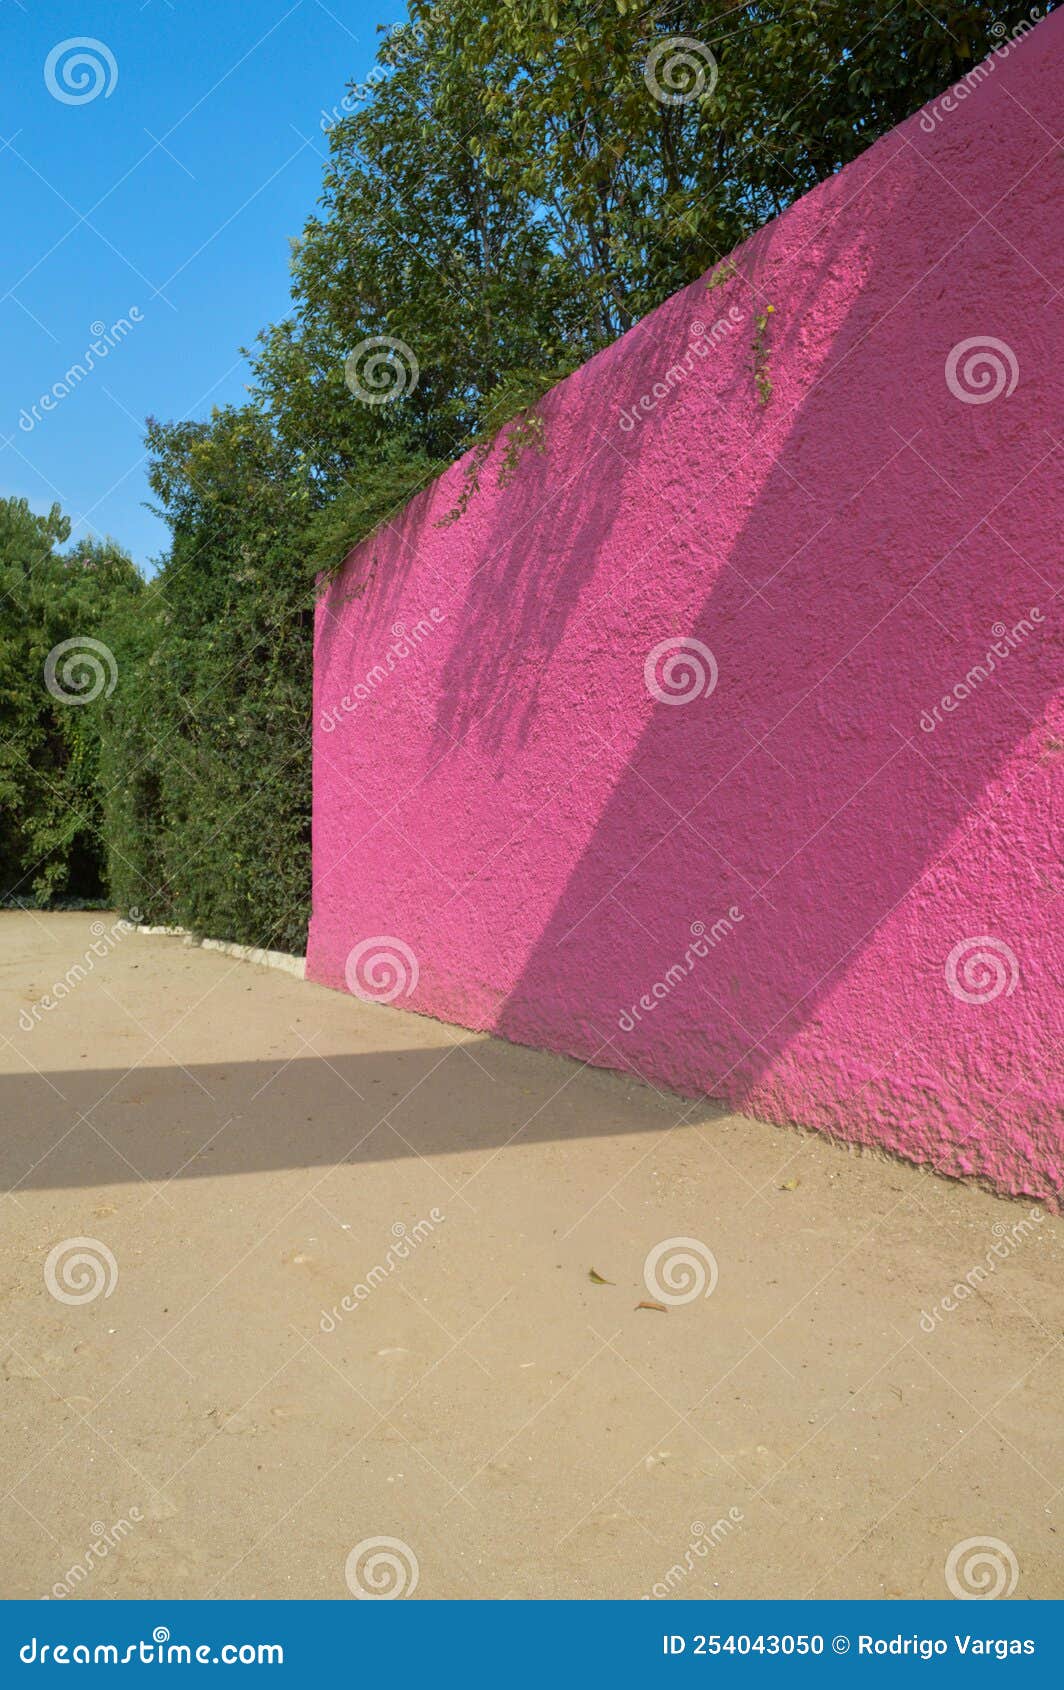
[[309, 14, 1063, 1205]]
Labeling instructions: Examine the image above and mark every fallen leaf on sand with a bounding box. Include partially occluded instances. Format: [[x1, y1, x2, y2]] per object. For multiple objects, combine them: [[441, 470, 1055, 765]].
[[207, 1406, 259, 1435], [636, 1299, 668, 1313], [588, 1268, 614, 1284], [779, 1177, 800, 1191]]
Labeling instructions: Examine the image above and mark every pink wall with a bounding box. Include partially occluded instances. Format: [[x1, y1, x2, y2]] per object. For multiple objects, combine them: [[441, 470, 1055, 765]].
[[309, 14, 1063, 1206]]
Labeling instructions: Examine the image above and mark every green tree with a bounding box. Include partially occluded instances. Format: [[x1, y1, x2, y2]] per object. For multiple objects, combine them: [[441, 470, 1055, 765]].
[[252, 0, 1038, 493], [107, 0, 1047, 948], [100, 408, 317, 951], [0, 497, 141, 904]]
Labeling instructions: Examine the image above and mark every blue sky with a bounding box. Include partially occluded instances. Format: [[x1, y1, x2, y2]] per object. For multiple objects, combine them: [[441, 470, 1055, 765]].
[[0, 0, 406, 570]]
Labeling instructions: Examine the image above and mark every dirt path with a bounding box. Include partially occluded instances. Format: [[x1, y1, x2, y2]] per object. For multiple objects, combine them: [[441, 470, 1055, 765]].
[[0, 911, 1060, 1600]]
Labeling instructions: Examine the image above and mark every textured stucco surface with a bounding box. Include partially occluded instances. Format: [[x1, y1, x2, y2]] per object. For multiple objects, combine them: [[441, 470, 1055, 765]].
[[309, 15, 1063, 1204]]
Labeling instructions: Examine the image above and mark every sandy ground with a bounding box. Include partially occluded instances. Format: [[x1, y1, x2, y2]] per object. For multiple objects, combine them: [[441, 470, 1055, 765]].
[[0, 910, 1061, 1602]]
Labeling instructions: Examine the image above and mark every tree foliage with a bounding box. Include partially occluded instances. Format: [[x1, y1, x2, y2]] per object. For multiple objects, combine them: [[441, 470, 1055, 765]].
[[99, 409, 316, 950], [8, 1, 1045, 940], [0, 498, 141, 904]]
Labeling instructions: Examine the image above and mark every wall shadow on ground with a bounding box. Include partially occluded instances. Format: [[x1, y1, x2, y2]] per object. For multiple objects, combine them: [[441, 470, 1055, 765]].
[[0, 1046, 724, 1191]]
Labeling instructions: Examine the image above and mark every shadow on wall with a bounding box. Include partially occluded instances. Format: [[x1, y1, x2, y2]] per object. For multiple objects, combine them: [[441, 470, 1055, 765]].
[[311, 17, 1063, 1204], [495, 139, 1062, 1196]]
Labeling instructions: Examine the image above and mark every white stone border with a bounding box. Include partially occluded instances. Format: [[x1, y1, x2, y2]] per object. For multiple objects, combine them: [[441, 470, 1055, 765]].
[[135, 925, 305, 979]]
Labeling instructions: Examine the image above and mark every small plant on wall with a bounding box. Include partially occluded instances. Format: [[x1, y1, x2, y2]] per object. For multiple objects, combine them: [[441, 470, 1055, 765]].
[[752, 305, 776, 405]]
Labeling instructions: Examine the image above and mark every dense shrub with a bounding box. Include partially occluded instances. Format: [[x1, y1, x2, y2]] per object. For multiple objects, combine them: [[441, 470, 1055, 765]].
[[99, 410, 316, 952], [0, 498, 140, 905], [15, 3, 1039, 948]]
